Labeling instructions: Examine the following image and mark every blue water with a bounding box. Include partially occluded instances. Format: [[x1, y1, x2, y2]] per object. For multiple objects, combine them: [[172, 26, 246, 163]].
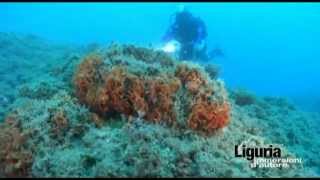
[[1, 3, 319, 107], [1, 3, 320, 177]]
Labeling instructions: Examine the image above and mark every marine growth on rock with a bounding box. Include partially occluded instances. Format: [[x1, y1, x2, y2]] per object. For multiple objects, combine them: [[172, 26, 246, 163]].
[[0, 114, 33, 177], [73, 44, 231, 135]]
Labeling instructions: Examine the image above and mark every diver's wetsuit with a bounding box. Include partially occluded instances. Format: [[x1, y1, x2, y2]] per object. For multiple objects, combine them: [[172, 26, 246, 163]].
[[163, 10, 208, 60]]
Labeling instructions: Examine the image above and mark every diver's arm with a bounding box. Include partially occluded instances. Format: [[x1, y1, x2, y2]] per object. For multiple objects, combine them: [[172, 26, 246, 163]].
[[162, 13, 178, 43]]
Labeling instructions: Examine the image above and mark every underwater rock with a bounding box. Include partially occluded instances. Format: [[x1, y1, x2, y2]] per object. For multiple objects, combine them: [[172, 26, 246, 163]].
[[2, 34, 317, 177], [49, 109, 69, 140], [230, 89, 257, 106], [263, 96, 296, 110], [1, 77, 315, 177], [18, 82, 59, 100], [73, 44, 230, 135]]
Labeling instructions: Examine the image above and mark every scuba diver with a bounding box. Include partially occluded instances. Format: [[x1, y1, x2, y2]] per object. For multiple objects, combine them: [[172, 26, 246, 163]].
[[162, 8, 211, 61]]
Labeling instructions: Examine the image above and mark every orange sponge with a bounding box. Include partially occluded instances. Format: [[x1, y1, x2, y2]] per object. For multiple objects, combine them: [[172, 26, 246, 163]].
[[188, 97, 230, 134], [175, 64, 207, 94], [73, 45, 231, 135], [145, 78, 180, 124], [0, 115, 33, 177]]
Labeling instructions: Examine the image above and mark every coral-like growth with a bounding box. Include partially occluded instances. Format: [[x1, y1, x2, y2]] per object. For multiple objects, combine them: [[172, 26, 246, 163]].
[[188, 96, 230, 135], [50, 109, 69, 138], [144, 78, 180, 124], [121, 44, 174, 67], [126, 75, 148, 115], [0, 115, 33, 177], [94, 67, 148, 118], [73, 44, 230, 134], [98, 67, 134, 116], [175, 64, 207, 94], [90, 112, 105, 128], [73, 53, 103, 104], [83, 66, 180, 124]]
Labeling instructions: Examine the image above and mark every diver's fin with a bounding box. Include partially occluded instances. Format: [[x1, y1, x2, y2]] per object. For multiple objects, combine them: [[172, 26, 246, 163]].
[[178, 4, 185, 12]]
